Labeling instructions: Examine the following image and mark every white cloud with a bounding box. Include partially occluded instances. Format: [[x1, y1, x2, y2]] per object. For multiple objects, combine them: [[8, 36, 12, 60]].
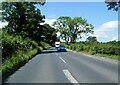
[[0, 21, 8, 28], [92, 21, 119, 40], [76, 21, 119, 42], [42, 19, 57, 26]]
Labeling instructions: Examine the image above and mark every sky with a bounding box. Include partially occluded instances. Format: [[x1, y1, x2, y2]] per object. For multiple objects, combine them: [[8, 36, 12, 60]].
[[37, 2, 119, 42]]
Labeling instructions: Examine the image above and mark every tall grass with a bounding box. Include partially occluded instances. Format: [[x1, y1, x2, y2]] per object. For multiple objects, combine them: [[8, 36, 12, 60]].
[[95, 53, 119, 60], [2, 49, 37, 80]]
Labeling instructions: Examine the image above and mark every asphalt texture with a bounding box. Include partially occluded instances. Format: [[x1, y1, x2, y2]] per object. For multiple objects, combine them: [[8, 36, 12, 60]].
[[5, 47, 118, 84]]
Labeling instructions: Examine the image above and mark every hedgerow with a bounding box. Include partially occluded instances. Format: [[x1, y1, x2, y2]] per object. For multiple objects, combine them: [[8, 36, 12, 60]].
[[2, 31, 52, 81], [2, 32, 38, 61], [62, 41, 120, 57]]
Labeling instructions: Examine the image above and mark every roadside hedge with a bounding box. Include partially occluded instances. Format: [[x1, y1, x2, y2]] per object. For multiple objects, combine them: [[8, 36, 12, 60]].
[[2, 32, 38, 61], [2, 31, 52, 81], [62, 41, 120, 56]]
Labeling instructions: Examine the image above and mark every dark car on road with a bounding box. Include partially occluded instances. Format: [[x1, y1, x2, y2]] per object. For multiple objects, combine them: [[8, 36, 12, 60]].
[[57, 46, 67, 52]]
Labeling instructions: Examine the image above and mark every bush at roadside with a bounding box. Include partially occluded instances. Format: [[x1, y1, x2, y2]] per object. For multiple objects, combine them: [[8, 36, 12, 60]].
[[2, 32, 38, 61], [39, 41, 51, 49], [61, 41, 120, 59]]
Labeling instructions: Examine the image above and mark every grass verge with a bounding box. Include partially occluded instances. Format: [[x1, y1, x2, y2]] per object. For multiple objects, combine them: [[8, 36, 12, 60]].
[[94, 53, 119, 60], [2, 49, 38, 82], [73, 50, 119, 60]]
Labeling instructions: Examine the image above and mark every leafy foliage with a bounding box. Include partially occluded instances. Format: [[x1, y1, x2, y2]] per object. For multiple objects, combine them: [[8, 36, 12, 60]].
[[86, 36, 97, 42], [2, 2, 45, 40], [2, 31, 38, 61], [39, 41, 51, 49], [62, 41, 120, 57], [2, 49, 38, 80], [105, 0, 120, 11], [38, 24, 57, 44], [53, 16, 94, 43], [2, 2, 56, 61], [1, 2, 57, 81], [2, 2, 57, 44]]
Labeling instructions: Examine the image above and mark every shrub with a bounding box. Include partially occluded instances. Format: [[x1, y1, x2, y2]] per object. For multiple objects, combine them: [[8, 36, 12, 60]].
[[39, 41, 51, 49], [64, 41, 120, 56], [2, 32, 38, 61], [37, 46, 43, 53]]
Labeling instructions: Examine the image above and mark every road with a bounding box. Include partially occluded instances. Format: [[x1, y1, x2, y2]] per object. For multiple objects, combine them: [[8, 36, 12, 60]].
[[6, 47, 118, 84]]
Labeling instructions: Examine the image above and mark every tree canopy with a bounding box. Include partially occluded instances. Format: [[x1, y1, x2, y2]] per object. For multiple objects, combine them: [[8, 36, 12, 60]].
[[41, 24, 57, 44], [105, 0, 120, 11], [1, 2, 57, 44], [53, 16, 94, 43], [86, 36, 97, 42], [2, 2, 45, 38]]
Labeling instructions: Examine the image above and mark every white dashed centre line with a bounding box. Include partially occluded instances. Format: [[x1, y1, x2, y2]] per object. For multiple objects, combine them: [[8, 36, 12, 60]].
[[59, 57, 66, 64], [56, 53, 80, 84], [63, 69, 79, 84], [56, 53, 67, 64]]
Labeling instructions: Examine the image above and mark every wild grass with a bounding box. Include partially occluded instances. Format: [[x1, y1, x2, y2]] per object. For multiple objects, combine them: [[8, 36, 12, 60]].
[[80, 51, 119, 60], [94, 53, 119, 60], [2, 49, 37, 80]]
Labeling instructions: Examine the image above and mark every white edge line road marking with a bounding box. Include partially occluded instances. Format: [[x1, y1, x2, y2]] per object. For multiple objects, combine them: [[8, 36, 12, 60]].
[[63, 69, 80, 84], [59, 57, 66, 64]]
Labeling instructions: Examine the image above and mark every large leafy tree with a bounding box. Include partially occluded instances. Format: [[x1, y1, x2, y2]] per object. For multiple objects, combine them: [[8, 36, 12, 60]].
[[2, 2, 45, 40], [53, 16, 94, 43], [53, 16, 71, 42], [38, 24, 57, 44]]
